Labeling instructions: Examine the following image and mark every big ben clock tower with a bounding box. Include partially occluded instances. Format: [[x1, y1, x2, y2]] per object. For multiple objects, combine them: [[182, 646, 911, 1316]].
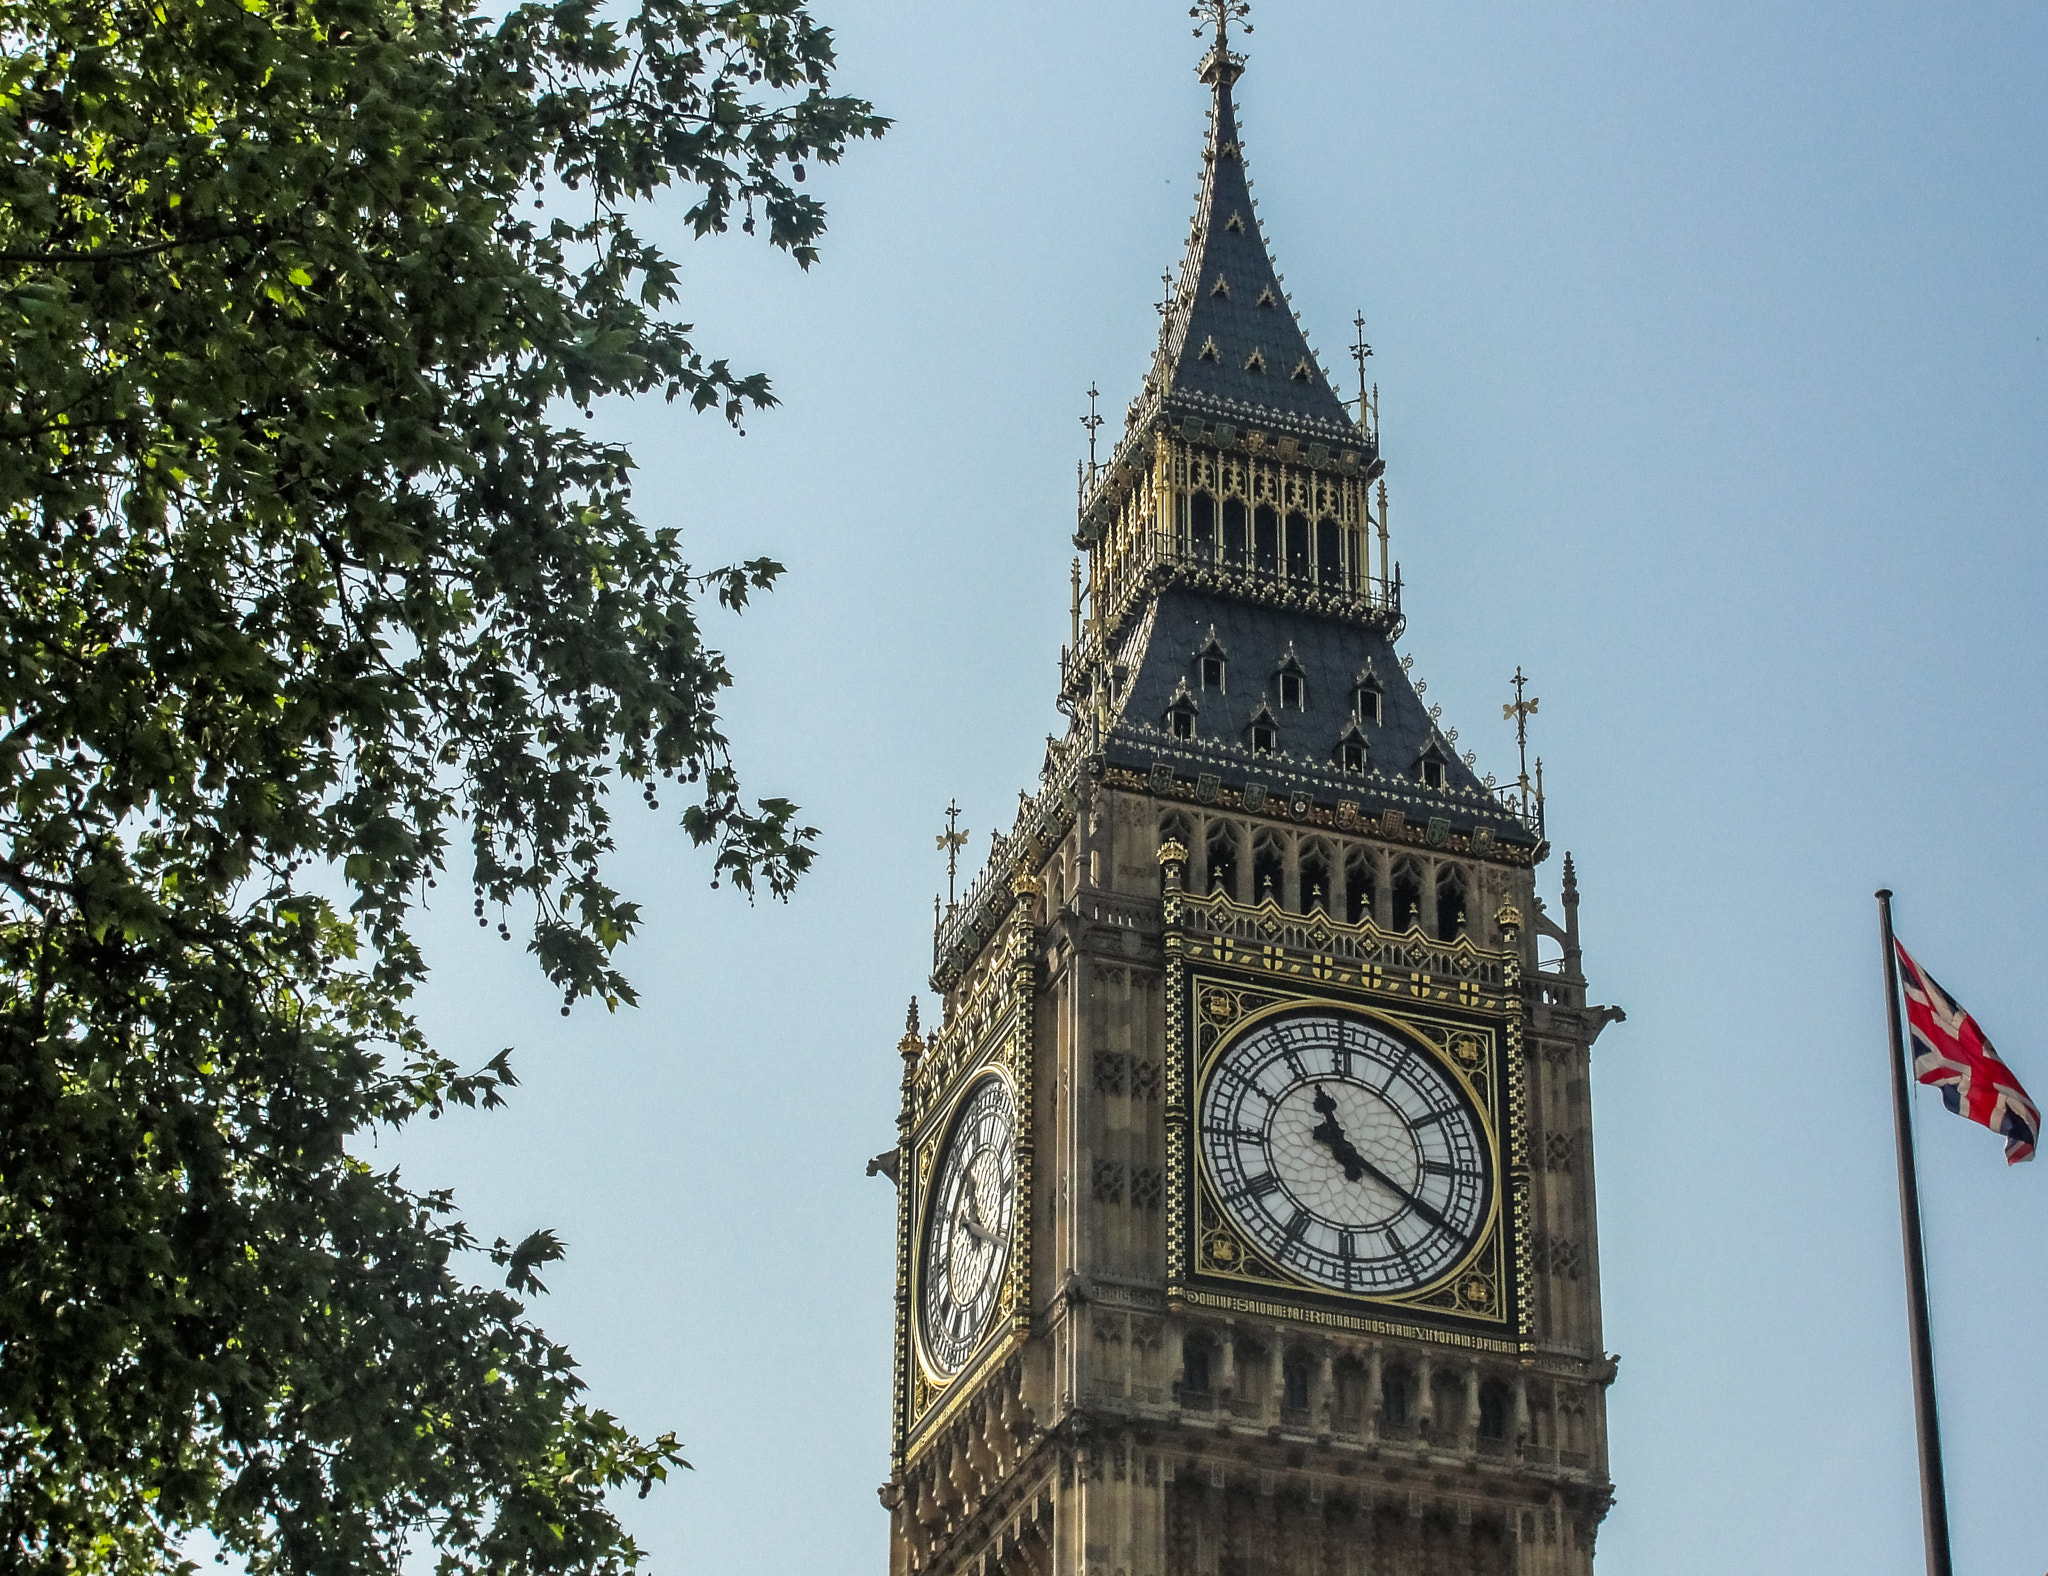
[[879, 9, 1625, 1574]]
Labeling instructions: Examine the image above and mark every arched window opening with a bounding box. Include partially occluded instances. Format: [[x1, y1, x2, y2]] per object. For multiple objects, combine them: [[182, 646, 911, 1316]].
[[1253, 504, 1280, 576], [1381, 1364, 1414, 1428], [1206, 822, 1239, 899], [1316, 517, 1344, 589], [1391, 857, 1424, 932], [1181, 1340, 1214, 1402], [1345, 848, 1376, 925], [1299, 843, 1332, 915], [1333, 1358, 1367, 1433], [1282, 1354, 1312, 1420], [1222, 499, 1249, 568], [1189, 491, 1217, 562], [1478, 1379, 1513, 1443], [1251, 830, 1284, 906], [1435, 862, 1468, 941], [1431, 1370, 1466, 1440], [1284, 510, 1311, 581], [1160, 811, 1193, 857]]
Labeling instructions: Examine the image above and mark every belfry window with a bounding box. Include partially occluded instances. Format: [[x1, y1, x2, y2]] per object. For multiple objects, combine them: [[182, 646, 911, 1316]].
[[1436, 862, 1468, 941], [1284, 511, 1311, 581], [1317, 517, 1344, 589], [1189, 491, 1217, 560], [1391, 857, 1424, 932], [1253, 504, 1279, 576], [1299, 842, 1332, 915], [1344, 847, 1376, 924], [1251, 830, 1284, 905], [1206, 821, 1239, 898], [1222, 499, 1249, 569]]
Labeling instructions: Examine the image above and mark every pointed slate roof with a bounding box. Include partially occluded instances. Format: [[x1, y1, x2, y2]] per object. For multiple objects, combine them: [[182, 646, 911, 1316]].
[[1136, 42, 1364, 449]]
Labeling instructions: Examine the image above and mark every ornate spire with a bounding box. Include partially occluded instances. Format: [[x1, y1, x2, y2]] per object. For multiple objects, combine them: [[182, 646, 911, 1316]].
[[1135, 3, 1363, 450]]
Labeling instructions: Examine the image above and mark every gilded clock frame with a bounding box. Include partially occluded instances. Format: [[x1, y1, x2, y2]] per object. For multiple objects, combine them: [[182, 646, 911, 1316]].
[[892, 874, 1040, 1468], [910, 1063, 1021, 1387], [1161, 855, 1531, 1354]]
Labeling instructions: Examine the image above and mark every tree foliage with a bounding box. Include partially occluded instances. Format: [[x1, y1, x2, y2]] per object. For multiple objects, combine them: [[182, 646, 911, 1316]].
[[0, 0, 883, 1567]]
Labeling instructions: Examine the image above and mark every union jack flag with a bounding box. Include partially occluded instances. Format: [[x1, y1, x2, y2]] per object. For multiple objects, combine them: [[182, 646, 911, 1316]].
[[1894, 939, 2039, 1164]]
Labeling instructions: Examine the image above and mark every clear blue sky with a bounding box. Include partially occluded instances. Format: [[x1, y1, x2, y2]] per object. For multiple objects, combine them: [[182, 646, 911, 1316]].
[[393, 2, 2048, 1570]]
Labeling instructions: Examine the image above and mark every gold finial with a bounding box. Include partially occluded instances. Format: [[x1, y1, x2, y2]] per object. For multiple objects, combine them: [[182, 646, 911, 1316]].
[[1158, 838, 1189, 867], [1350, 311, 1373, 435], [1502, 667, 1540, 821], [899, 997, 923, 1062], [935, 798, 969, 906], [1494, 897, 1523, 933], [1192, 0, 1251, 50], [1192, 0, 1250, 83]]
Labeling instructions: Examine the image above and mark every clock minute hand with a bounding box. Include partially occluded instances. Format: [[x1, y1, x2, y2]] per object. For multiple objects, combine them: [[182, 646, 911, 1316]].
[[1309, 1085, 1451, 1233]]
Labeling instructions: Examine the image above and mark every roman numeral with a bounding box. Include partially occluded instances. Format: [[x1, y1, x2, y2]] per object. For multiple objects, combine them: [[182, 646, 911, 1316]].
[[1410, 1109, 1452, 1130], [1283, 1208, 1311, 1244], [1422, 1160, 1474, 1179], [1226, 1171, 1282, 1206]]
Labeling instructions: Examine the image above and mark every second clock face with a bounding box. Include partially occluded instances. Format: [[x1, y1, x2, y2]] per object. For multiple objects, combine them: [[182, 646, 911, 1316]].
[[1199, 1007, 1492, 1296], [918, 1074, 1017, 1376]]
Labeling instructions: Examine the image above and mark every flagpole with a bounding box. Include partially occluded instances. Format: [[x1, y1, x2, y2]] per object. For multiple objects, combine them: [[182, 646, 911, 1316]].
[[1876, 889, 1954, 1576]]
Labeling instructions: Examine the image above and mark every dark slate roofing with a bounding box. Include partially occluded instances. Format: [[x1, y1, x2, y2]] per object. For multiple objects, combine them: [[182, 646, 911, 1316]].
[[1101, 588, 1540, 849], [1133, 48, 1364, 449]]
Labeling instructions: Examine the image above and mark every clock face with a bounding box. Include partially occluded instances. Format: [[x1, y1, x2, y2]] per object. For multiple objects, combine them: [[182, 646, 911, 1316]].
[[1199, 1007, 1492, 1296], [918, 1075, 1017, 1375]]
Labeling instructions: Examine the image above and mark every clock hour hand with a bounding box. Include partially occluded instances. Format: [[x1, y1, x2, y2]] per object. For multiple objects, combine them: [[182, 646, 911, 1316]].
[[956, 1190, 1001, 1248], [1309, 1085, 1451, 1233]]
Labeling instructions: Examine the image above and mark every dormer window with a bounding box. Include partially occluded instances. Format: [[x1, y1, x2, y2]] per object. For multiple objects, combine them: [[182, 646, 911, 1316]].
[[1419, 741, 1448, 790], [1195, 627, 1228, 692], [1247, 702, 1278, 756], [1334, 720, 1369, 775], [1353, 665, 1383, 724], [1275, 646, 1307, 711], [1164, 681, 1199, 741]]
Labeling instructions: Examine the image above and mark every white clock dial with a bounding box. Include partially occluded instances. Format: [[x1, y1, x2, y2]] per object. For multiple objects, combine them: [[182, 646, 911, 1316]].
[[1199, 1008, 1491, 1295], [918, 1075, 1017, 1375]]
